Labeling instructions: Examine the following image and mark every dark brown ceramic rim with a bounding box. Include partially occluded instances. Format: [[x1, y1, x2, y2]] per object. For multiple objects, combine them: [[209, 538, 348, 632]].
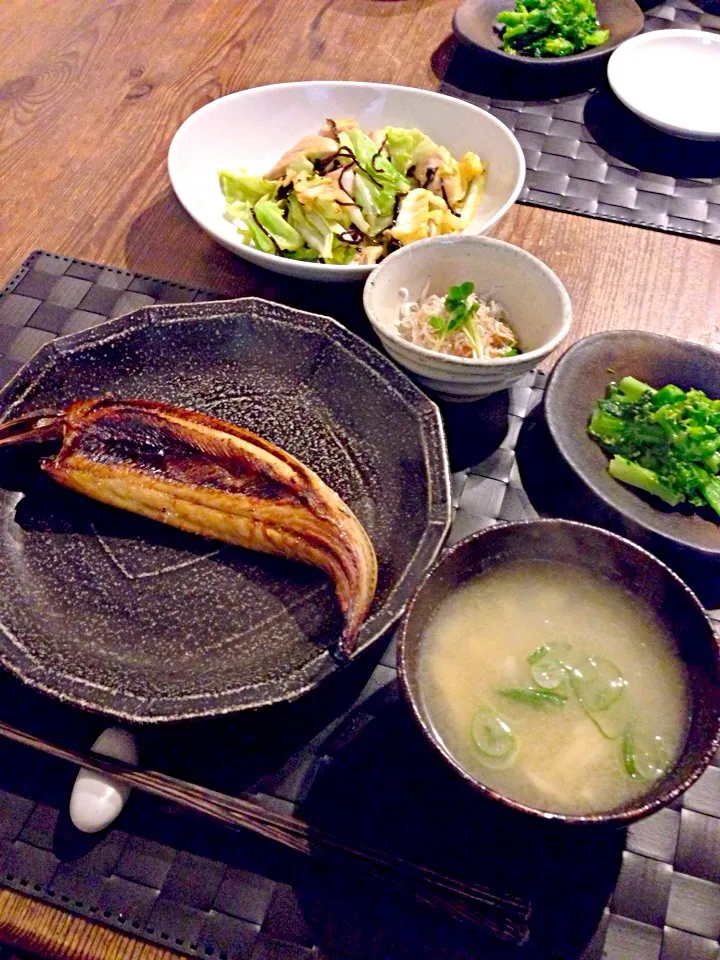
[[0, 298, 451, 722], [398, 518, 720, 826], [452, 0, 644, 68], [545, 330, 720, 559]]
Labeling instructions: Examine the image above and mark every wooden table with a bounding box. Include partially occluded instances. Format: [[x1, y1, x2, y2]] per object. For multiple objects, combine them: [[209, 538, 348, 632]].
[[0, 0, 718, 957]]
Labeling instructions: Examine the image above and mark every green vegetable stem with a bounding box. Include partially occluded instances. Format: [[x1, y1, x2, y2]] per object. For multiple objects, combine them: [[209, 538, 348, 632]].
[[499, 687, 568, 707]]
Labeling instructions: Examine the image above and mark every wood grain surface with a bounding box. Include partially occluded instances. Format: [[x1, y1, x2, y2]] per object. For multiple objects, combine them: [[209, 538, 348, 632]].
[[0, 0, 719, 958], [0, 890, 182, 960]]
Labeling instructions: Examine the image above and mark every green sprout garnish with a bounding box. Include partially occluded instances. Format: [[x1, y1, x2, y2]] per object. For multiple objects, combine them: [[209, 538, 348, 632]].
[[428, 281, 481, 350]]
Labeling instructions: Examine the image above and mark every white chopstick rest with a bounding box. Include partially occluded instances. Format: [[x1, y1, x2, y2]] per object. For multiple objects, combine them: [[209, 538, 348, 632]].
[[69, 728, 138, 834]]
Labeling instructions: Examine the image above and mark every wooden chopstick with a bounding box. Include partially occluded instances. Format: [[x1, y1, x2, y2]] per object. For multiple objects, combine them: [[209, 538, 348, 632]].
[[0, 719, 531, 945]]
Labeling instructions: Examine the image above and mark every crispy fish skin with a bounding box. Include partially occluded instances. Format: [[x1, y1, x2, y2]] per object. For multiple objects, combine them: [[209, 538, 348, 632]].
[[0, 397, 378, 654]]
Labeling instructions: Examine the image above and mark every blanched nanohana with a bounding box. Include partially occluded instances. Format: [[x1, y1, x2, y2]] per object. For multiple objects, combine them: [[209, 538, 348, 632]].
[[497, 0, 609, 57], [588, 376, 720, 518], [217, 118, 486, 265]]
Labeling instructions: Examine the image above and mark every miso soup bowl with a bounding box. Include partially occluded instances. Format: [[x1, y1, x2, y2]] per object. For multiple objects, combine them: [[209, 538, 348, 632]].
[[398, 519, 720, 826]]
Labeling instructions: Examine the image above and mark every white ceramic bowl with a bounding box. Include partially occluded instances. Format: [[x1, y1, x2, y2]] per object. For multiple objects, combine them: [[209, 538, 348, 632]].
[[608, 30, 720, 140], [168, 81, 526, 283], [363, 235, 572, 400]]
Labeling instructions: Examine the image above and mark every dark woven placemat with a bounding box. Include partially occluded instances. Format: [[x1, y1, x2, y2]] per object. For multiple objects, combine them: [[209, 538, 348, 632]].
[[444, 0, 720, 242], [0, 251, 719, 960]]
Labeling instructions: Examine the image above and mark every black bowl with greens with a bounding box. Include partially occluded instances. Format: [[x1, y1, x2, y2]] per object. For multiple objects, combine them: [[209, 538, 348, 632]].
[[454, 0, 643, 68], [545, 330, 720, 559]]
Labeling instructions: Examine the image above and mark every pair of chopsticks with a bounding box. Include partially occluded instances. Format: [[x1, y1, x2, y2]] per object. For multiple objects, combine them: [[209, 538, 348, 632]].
[[0, 720, 531, 945]]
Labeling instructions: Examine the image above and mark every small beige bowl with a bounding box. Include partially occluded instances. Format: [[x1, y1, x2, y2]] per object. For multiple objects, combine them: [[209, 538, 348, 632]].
[[363, 236, 572, 400]]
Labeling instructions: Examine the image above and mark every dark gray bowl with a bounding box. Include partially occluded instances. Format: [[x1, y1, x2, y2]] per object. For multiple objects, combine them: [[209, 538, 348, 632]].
[[398, 519, 720, 825], [545, 330, 720, 559], [453, 0, 644, 68]]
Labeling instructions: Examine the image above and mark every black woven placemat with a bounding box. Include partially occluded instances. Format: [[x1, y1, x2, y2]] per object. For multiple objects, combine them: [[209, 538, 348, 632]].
[[444, 0, 720, 242], [1, 251, 719, 960]]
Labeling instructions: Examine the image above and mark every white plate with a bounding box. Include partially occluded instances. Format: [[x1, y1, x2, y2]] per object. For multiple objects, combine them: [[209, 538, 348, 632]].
[[167, 81, 525, 282], [608, 30, 720, 140]]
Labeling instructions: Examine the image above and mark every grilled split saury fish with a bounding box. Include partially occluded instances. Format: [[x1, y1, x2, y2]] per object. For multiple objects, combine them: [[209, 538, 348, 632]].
[[0, 397, 378, 655]]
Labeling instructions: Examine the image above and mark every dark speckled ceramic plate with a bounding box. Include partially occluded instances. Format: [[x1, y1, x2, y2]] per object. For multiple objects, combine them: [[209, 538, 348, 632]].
[[0, 299, 450, 722]]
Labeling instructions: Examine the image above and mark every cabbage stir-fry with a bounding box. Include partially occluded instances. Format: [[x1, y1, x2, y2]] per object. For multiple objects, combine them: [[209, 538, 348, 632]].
[[218, 119, 486, 265]]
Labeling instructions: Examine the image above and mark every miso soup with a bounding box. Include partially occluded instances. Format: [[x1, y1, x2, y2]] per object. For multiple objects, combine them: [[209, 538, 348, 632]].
[[420, 560, 689, 815]]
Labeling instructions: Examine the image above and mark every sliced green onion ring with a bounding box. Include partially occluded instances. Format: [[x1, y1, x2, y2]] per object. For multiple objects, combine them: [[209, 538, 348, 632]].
[[470, 709, 518, 768], [570, 656, 626, 714], [528, 644, 551, 666], [527, 642, 573, 691], [530, 657, 567, 690], [527, 642, 571, 666], [622, 723, 670, 780]]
